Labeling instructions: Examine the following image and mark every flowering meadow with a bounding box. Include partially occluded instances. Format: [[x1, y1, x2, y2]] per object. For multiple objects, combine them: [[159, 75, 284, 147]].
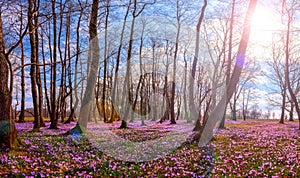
[[0, 119, 299, 177], [213, 120, 300, 177]]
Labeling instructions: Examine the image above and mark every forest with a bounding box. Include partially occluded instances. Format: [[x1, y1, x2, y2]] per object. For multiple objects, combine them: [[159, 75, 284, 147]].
[[0, 0, 299, 177]]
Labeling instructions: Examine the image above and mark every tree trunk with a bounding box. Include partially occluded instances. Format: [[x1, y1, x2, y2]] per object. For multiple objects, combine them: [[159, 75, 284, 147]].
[[0, 12, 19, 150], [65, 4, 73, 124], [170, 0, 181, 125], [101, 0, 110, 123], [111, 0, 131, 123], [279, 85, 286, 124], [35, 2, 45, 127], [120, 0, 138, 128], [194, 0, 257, 146], [28, 0, 40, 130], [66, 5, 83, 124], [220, 0, 235, 128], [189, 0, 207, 121], [49, 0, 58, 129], [183, 50, 190, 122], [231, 101, 237, 121], [289, 101, 294, 121], [18, 21, 25, 123], [73, 0, 100, 131], [284, 9, 300, 129]]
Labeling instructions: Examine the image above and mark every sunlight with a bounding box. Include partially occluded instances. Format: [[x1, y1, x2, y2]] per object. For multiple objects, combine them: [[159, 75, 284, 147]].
[[249, 2, 284, 58], [250, 3, 282, 43], [252, 7, 276, 31]]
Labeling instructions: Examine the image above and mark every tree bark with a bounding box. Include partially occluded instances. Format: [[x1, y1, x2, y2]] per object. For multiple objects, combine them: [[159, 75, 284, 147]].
[[28, 0, 41, 130], [289, 101, 294, 121], [66, 3, 83, 124], [0, 12, 19, 150], [283, 5, 300, 129], [189, 0, 207, 121], [18, 9, 25, 123], [120, 0, 138, 129], [111, 0, 131, 123], [170, 0, 182, 125], [194, 0, 257, 146], [49, 0, 58, 129], [279, 85, 286, 124], [220, 0, 236, 128], [75, 0, 100, 130]]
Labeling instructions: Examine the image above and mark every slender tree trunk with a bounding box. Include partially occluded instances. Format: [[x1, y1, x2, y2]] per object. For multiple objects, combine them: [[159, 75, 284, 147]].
[[284, 8, 300, 129], [18, 11, 25, 123], [137, 19, 145, 125], [58, 0, 65, 123], [183, 50, 190, 122], [102, 0, 110, 123], [160, 40, 170, 123], [37, 56, 45, 127], [65, 4, 72, 124], [151, 42, 157, 121], [280, 85, 286, 124], [75, 0, 100, 130], [242, 89, 250, 121], [232, 103, 237, 121], [120, 1, 138, 129], [194, 0, 257, 145], [170, 0, 181, 125], [111, 0, 131, 123], [49, 0, 58, 129], [230, 94, 237, 121], [189, 0, 207, 121], [28, 0, 40, 130], [220, 0, 235, 128], [289, 101, 294, 121], [35, 0, 45, 127], [66, 4, 83, 124], [41, 31, 52, 123]]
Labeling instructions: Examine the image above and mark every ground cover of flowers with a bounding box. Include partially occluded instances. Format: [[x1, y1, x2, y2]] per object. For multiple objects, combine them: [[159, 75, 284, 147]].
[[0, 119, 299, 177], [213, 120, 300, 177]]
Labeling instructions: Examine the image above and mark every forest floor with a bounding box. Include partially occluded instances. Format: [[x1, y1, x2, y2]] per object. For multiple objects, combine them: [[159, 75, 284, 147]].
[[0, 119, 299, 177]]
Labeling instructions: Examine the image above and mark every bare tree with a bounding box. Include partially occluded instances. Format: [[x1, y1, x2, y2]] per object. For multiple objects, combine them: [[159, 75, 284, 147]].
[[0, 4, 27, 149], [193, 0, 258, 145], [28, 0, 43, 130], [265, 39, 287, 124], [230, 60, 257, 120], [71, 0, 100, 132], [110, 0, 131, 124], [120, 0, 156, 129], [65, 1, 86, 124], [220, 0, 236, 128], [169, 0, 184, 125], [189, 0, 207, 122], [17, 4, 26, 123], [282, 0, 300, 129], [97, 0, 111, 123], [241, 87, 251, 120], [48, 0, 59, 129]]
